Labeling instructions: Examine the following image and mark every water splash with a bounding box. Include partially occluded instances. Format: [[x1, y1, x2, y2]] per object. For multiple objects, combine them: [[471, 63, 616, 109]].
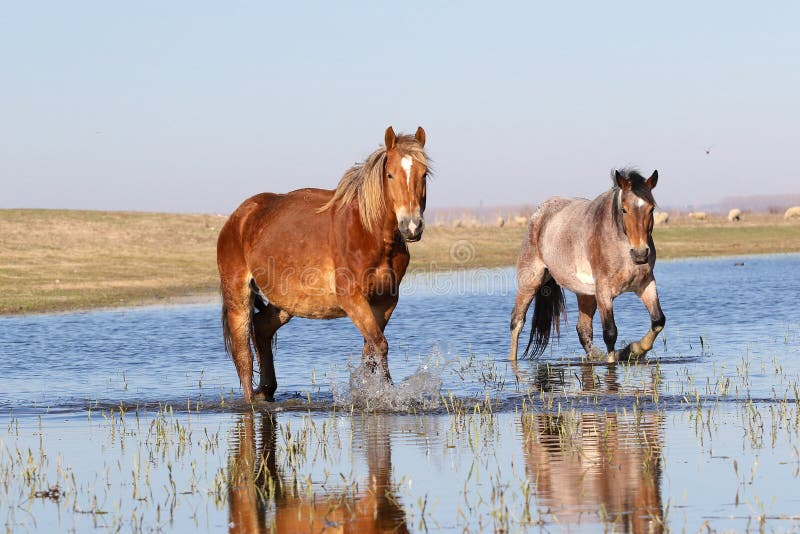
[[332, 352, 444, 411]]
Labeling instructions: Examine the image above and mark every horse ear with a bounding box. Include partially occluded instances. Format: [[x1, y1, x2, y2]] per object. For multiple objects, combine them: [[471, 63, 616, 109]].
[[385, 126, 397, 151], [647, 170, 659, 190], [415, 126, 426, 147], [614, 170, 632, 191]]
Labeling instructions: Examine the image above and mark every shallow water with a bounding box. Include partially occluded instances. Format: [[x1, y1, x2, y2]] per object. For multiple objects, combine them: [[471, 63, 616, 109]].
[[1, 254, 800, 531]]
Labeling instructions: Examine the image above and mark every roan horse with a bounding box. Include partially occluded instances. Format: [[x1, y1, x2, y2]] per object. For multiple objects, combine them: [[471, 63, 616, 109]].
[[509, 169, 666, 362], [217, 127, 429, 403]]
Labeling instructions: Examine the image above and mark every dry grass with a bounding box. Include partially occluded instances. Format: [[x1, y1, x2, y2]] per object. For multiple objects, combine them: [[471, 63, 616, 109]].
[[0, 209, 222, 314], [2, 209, 799, 314]]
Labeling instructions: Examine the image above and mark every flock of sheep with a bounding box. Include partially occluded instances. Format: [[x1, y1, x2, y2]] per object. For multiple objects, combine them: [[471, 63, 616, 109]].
[[678, 206, 800, 225], [436, 206, 800, 228]]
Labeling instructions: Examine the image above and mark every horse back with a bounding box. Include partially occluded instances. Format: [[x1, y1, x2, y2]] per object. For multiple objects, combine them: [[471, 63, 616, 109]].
[[525, 196, 604, 295]]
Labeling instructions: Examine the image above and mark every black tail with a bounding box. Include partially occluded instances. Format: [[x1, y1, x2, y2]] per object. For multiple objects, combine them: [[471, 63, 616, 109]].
[[524, 278, 567, 358]]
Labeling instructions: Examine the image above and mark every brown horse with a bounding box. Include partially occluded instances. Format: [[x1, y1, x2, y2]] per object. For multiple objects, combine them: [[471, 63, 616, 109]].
[[228, 413, 409, 533], [509, 169, 665, 362], [217, 126, 429, 403]]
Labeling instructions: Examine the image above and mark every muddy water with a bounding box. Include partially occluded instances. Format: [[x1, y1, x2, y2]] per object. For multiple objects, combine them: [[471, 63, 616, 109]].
[[1, 254, 799, 531]]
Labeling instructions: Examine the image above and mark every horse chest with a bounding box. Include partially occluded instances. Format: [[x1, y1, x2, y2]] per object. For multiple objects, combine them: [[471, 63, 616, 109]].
[[365, 265, 401, 296], [363, 244, 408, 294]]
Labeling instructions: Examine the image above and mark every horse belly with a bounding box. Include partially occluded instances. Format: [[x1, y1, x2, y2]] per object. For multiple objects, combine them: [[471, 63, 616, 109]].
[[286, 298, 346, 319], [551, 267, 596, 296], [570, 272, 596, 295], [264, 282, 345, 319], [540, 242, 596, 296]]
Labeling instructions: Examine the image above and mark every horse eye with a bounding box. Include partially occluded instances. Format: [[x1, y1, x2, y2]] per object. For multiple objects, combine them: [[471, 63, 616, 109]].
[[387, 173, 394, 180], [622, 208, 628, 214]]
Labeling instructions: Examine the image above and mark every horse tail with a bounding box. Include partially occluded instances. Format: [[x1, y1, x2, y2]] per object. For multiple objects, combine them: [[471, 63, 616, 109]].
[[220, 300, 246, 359], [220, 279, 262, 360], [221, 300, 234, 358], [524, 278, 566, 357]]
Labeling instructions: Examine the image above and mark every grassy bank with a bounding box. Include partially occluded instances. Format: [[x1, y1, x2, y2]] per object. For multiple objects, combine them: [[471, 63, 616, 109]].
[[2, 209, 799, 314]]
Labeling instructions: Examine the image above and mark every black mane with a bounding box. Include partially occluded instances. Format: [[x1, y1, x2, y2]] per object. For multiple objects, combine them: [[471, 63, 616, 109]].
[[611, 167, 654, 198]]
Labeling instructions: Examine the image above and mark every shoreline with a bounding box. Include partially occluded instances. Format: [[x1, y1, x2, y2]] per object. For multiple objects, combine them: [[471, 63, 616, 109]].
[[2, 209, 799, 316]]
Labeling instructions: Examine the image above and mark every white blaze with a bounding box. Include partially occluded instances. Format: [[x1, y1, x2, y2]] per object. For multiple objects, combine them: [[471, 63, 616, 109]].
[[401, 156, 413, 188], [636, 197, 646, 208]]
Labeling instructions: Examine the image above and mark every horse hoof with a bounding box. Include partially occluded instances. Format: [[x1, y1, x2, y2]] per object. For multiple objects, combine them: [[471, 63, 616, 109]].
[[252, 388, 276, 403], [586, 347, 607, 362], [616, 343, 647, 362]]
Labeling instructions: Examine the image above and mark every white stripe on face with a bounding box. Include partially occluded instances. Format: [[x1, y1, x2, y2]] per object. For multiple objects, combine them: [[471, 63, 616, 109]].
[[401, 156, 413, 188], [636, 197, 646, 208]]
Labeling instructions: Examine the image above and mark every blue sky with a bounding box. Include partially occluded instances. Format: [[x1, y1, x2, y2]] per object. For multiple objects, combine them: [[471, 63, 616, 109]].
[[2, 2, 798, 212]]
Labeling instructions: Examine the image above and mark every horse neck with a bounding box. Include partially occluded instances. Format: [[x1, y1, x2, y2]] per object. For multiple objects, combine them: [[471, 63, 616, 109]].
[[377, 205, 403, 245], [591, 189, 625, 238], [340, 194, 401, 246]]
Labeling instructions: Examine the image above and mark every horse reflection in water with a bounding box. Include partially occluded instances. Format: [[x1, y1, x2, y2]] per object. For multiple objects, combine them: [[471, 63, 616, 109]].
[[227, 413, 408, 534], [514, 360, 665, 532]]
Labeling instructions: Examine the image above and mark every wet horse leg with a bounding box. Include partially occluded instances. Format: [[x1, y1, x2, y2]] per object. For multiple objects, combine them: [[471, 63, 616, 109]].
[[596, 290, 619, 362], [357, 299, 396, 379], [509, 262, 546, 360], [576, 294, 603, 359], [373, 299, 398, 381], [221, 275, 256, 403], [251, 304, 292, 402], [340, 293, 392, 383], [627, 279, 666, 357]]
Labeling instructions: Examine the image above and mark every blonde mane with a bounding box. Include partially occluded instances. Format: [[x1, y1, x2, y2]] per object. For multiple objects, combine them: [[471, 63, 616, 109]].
[[318, 135, 428, 231]]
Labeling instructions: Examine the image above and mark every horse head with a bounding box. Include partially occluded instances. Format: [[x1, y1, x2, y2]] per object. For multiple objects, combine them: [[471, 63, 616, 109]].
[[614, 169, 658, 264], [383, 126, 428, 242]]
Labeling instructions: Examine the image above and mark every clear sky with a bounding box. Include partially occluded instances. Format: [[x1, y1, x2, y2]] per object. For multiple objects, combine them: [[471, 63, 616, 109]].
[[2, 2, 798, 213]]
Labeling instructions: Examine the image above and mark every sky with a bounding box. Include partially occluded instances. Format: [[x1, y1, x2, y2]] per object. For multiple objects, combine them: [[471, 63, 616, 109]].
[[2, 2, 799, 213]]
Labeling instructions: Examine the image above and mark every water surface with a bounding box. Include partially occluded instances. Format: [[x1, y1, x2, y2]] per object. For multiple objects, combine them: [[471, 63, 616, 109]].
[[1, 255, 799, 531]]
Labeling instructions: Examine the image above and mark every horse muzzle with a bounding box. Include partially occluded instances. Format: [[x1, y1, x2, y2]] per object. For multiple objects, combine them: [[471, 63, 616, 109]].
[[630, 247, 651, 265], [399, 216, 424, 242]]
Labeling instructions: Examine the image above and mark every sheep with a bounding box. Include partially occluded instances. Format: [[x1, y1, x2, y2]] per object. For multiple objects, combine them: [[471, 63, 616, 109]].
[[688, 212, 708, 221], [785, 206, 800, 220], [727, 208, 742, 222]]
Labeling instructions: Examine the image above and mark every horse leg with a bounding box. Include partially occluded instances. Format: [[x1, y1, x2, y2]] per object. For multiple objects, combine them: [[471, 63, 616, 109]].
[[509, 262, 546, 360], [251, 305, 292, 402], [339, 294, 391, 383], [627, 279, 666, 357], [576, 295, 604, 360], [373, 300, 398, 381], [596, 290, 619, 363], [221, 276, 256, 403]]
